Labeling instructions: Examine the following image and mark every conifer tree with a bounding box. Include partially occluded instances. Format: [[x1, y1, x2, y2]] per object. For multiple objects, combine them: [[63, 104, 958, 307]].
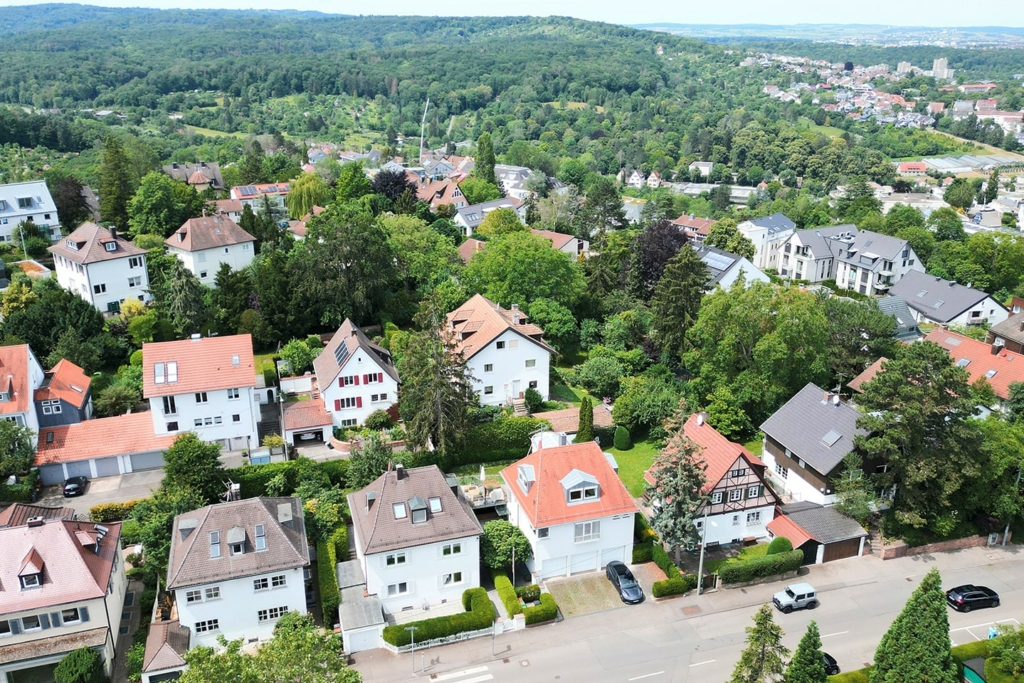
[[99, 136, 134, 230], [648, 432, 707, 563], [650, 244, 708, 359], [730, 603, 790, 683], [574, 395, 594, 443], [476, 132, 496, 186], [785, 621, 827, 683]]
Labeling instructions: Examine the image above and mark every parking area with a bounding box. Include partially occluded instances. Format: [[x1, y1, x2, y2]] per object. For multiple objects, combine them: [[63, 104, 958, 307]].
[[545, 570, 629, 618], [950, 617, 1020, 645], [37, 469, 165, 518]]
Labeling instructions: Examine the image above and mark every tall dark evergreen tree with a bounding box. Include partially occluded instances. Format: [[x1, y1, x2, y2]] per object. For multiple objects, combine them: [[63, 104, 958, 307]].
[[647, 432, 708, 563], [99, 136, 134, 230], [238, 139, 266, 185], [730, 603, 790, 683], [574, 395, 594, 443], [476, 132, 496, 186], [785, 621, 828, 683], [163, 258, 206, 337], [650, 243, 709, 359]]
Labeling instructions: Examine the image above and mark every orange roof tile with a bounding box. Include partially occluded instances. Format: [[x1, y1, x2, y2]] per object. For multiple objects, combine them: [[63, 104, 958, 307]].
[[35, 413, 176, 465], [924, 329, 1024, 399], [643, 414, 765, 493], [457, 238, 486, 263], [47, 222, 147, 265], [283, 399, 332, 431], [34, 359, 91, 408], [848, 357, 887, 394], [142, 334, 256, 398], [446, 294, 554, 360], [166, 213, 255, 252], [0, 344, 35, 417], [501, 442, 637, 528], [530, 229, 576, 251], [766, 512, 815, 548]]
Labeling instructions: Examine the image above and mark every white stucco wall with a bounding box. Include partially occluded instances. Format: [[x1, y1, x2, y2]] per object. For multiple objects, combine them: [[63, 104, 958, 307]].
[[716, 258, 771, 290], [167, 242, 255, 286], [912, 297, 1008, 327], [760, 451, 836, 506], [738, 223, 793, 271], [699, 504, 777, 546], [320, 347, 399, 428], [53, 254, 150, 313], [149, 386, 259, 448], [467, 329, 551, 406]]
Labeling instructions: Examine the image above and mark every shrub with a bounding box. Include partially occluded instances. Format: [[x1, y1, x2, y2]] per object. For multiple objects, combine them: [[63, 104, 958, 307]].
[[331, 525, 349, 563], [634, 514, 659, 542], [54, 646, 104, 683], [650, 544, 680, 579], [90, 499, 145, 522], [950, 638, 993, 663], [451, 417, 549, 468], [127, 641, 146, 682], [0, 469, 39, 503], [262, 433, 285, 449], [523, 593, 558, 625], [524, 387, 544, 414], [318, 537, 341, 625], [382, 587, 494, 646], [364, 409, 394, 431], [120, 519, 141, 546], [718, 549, 804, 584], [515, 584, 541, 603], [318, 459, 350, 489], [766, 536, 793, 555], [139, 588, 157, 623], [593, 425, 616, 449], [652, 573, 698, 598], [613, 426, 632, 450], [493, 572, 522, 616], [632, 541, 653, 564], [828, 668, 872, 683]]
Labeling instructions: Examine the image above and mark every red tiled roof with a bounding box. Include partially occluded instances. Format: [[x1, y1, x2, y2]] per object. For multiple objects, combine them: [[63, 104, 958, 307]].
[[187, 170, 211, 185], [0, 344, 34, 417], [47, 222, 147, 265], [414, 179, 463, 208], [290, 206, 326, 238], [446, 294, 553, 360], [35, 413, 176, 465], [767, 512, 815, 548], [34, 359, 91, 408], [501, 441, 638, 528], [214, 198, 243, 214], [848, 357, 887, 394], [143, 334, 256, 397], [898, 162, 927, 173], [530, 229, 576, 251], [283, 399, 332, 431], [166, 213, 255, 252], [643, 414, 765, 493], [924, 329, 1024, 399], [0, 503, 76, 528], [457, 238, 486, 263], [531, 404, 614, 434]]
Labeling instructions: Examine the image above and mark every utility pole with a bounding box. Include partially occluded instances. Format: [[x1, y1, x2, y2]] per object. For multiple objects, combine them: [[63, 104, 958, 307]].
[[696, 505, 711, 595], [419, 97, 430, 163], [1003, 467, 1022, 546], [405, 626, 418, 674]]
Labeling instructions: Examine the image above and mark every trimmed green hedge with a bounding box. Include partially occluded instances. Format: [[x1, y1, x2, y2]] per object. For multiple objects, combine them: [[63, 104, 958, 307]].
[[89, 499, 145, 522], [634, 513, 658, 542], [451, 417, 550, 467], [951, 639, 993, 663], [319, 459, 350, 488], [493, 572, 522, 617], [766, 536, 793, 555], [718, 549, 804, 585], [632, 541, 653, 563], [652, 573, 698, 598], [318, 536, 341, 625], [382, 588, 494, 646], [523, 593, 558, 625], [515, 584, 541, 603], [121, 519, 141, 546], [651, 544, 681, 579]]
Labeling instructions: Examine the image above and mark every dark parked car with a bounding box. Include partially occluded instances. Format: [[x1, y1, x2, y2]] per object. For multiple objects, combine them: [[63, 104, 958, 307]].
[[946, 585, 999, 612], [823, 653, 840, 676], [62, 476, 88, 497], [605, 561, 644, 604]]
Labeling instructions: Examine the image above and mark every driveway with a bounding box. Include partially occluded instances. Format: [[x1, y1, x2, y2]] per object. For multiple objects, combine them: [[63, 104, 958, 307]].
[[544, 571, 627, 618], [37, 470, 164, 518]]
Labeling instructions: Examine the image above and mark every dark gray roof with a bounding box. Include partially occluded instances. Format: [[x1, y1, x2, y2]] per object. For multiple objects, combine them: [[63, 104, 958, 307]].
[[693, 243, 739, 285], [889, 270, 1001, 324], [759, 383, 867, 477], [455, 198, 521, 229], [336, 559, 365, 590], [838, 230, 910, 271], [167, 497, 309, 590], [348, 465, 483, 556], [990, 312, 1024, 346], [339, 586, 385, 630], [780, 502, 868, 544], [876, 297, 922, 341], [313, 318, 399, 387], [748, 212, 796, 233], [789, 224, 857, 258]]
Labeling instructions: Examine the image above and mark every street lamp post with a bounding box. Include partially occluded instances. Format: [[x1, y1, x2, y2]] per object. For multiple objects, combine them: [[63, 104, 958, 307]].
[[696, 505, 711, 595], [405, 626, 418, 674]]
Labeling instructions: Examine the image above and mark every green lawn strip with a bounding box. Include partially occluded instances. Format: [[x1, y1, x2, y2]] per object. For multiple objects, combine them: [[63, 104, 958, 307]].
[[607, 438, 659, 497], [742, 438, 763, 456], [549, 384, 584, 405]]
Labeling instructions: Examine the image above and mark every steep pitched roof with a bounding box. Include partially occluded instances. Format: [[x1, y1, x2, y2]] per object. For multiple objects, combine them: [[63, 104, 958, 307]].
[[789, 224, 857, 257], [876, 297, 922, 341], [990, 312, 1024, 347], [35, 413, 175, 466], [312, 319, 398, 389], [838, 230, 910, 270], [166, 497, 309, 590], [671, 214, 716, 235], [531, 404, 614, 434], [848, 357, 887, 394], [34, 359, 91, 408], [530, 229, 577, 251], [166, 213, 255, 252], [47, 222, 147, 265], [347, 465, 483, 555], [454, 198, 522, 230], [501, 442, 637, 528], [746, 213, 796, 233], [142, 334, 256, 398], [889, 270, 1002, 323], [142, 620, 190, 673], [0, 503, 76, 528], [924, 329, 1024, 400], [446, 294, 554, 360], [163, 162, 223, 190], [766, 512, 815, 548], [457, 238, 487, 263], [0, 344, 35, 417]]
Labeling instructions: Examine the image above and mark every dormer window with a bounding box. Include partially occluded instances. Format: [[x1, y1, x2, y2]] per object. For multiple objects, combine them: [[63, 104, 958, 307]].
[[227, 526, 245, 555], [65, 239, 79, 251], [517, 464, 535, 494], [408, 496, 428, 524], [20, 574, 41, 589], [104, 241, 117, 252], [561, 468, 600, 504]]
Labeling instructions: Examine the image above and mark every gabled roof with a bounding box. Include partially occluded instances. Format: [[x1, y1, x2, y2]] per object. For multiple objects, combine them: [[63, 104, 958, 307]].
[[47, 222, 147, 265], [779, 501, 868, 544], [414, 179, 462, 207], [347, 465, 483, 556], [312, 319, 399, 389], [501, 442, 637, 528], [446, 294, 554, 360], [838, 230, 910, 268], [876, 297, 922, 341], [35, 413, 176, 466], [671, 214, 716, 234], [924, 329, 1024, 400], [889, 270, 1001, 324], [0, 520, 121, 613], [0, 503, 76, 528], [531, 404, 614, 434], [990, 312, 1024, 347], [759, 383, 867, 477], [214, 198, 243, 214], [454, 198, 522, 230], [788, 224, 857, 258], [530, 229, 578, 251], [848, 357, 886, 394], [743, 212, 796, 233], [142, 334, 256, 398], [693, 243, 752, 286], [766, 512, 815, 548], [0, 181, 55, 219], [167, 497, 309, 589], [163, 162, 223, 190], [34, 359, 91, 408], [0, 344, 35, 417], [142, 620, 190, 673], [166, 214, 255, 252], [457, 238, 487, 263]]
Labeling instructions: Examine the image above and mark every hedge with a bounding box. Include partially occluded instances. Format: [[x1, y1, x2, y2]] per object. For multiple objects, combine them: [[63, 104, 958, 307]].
[[652, 573, 698, 598], [382, 587, 493, 646], [829, 637, 1013, 683], [718, 549, 804, 584], [593, 426, 617, 450], [634, 513, 658, 543], [318, 536, 341, 625], [651, 544, 681, 579], [121, 519, 141, 546], [766, 536, 793, 555], [451, 417, 550, 467], [632, 541, 653, 564], [515, 584, 541, 603], [319, 458, 350, 489], [89, 499, 145, 522], [613, 426, 632, 450], [523, 593, 558, 625], [54, 646, 104, 683], [493, 572, 522, 617], [0, 470, 39, 503]]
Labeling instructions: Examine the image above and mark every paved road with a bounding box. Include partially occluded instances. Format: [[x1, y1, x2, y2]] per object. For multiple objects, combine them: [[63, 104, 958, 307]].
[[351, 544, 1024, 683]]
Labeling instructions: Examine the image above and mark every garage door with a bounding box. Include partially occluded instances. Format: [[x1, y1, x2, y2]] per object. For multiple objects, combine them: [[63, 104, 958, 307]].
[[65, 461, 92, 478], [344, 626, 382, 653], [130, 451, 165, 471], [539, 556, 567, 580], [295, 430, 324, 443], [600, 546, 625, 569], [822, 537, 861, 562], [569, 551, 598, 575], [38, 464, 66, 486], [94, 457, 121, 479]]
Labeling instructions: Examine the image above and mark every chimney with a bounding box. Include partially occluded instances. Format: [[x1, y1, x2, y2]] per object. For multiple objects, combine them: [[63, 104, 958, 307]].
[[26, 516, 45, 528], [949, 281, 955, 288], [395, 464, 405, 480], [109, 228, 118, 241], [822, 391, 830, 404], [172, 162, 179, 169], [832, 394, 840, 406], [558, 432, 567, 446], [511, 303, 520, 325], [1019, 320, 1024, 332], [191, 333, 201, 341]]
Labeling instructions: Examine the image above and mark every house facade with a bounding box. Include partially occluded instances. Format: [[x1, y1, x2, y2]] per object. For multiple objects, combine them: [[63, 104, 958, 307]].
[[165, 214, 256, 286], [33, 359, 92, 429], [446, 294, 554, 406], [737, 213, 796, 271], [0, 519, 126, 683], [453, 198, 523, 237], [0, 181, 61, 243], [835, 230, 924, 296], [672, 214, 716, 243], [167, 498, 310, 648], [230, 184, 290, 211], [312, 319, 400, 429], [501, 442, 637, 581], [347, 465, 483, 614], [0, 345, 45, 440], [48, 223, 151, 314], [142, 334, 260, 451], [779, 225, 857, 283], [530, 229, 589, 258], [888, 270, 1008, 327]]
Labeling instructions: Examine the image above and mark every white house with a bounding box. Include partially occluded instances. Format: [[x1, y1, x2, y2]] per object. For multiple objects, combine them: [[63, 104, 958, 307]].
[[625, 170, 645, 189], [737, 213, 796, 271], [694, 243, 771, 290], [778, 225, 858, 283], [0, 519, 126, 683], [0, 344, 44, 440], [453, 197, 524, 237], [347, 465, 483, 615], [646, 171, 662, 189], [530, 229, 589, 259], [0, 180, 61, 243], [501, 441, 637, 581], [888, 270, 1009, 327], [644, 414, 777, 547], [142, 334, 260, 451], [48, 223, 151, 315], [166, 497, 310, 649], [165, 214, 255, 286], [230, 183, 290, 211], [689, 161, 714, 178], [835, 230, 924, 296], [446, 294, 555, 406], [312, 319, 400, 430]]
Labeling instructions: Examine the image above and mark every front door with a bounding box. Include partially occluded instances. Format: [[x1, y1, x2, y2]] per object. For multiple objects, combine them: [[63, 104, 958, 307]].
[[512, 379, 521, 398]]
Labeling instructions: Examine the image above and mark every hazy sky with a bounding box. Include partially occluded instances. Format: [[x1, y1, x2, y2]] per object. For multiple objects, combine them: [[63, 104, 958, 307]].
[[4, 0, 1024, 27]]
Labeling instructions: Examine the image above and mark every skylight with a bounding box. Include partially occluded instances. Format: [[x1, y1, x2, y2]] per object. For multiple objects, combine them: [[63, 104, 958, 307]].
[[821, 429, 843, 447], [392, 503, 406, 519], [956, 358, 971, 367], [985, 369, 998, 379]]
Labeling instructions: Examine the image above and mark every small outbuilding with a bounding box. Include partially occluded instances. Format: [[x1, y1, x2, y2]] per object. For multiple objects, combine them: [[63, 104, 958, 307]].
[[766, 502, 868, 564]]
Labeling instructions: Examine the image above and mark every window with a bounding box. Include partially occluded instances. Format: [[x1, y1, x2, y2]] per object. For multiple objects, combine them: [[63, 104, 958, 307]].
[[232, 414, 241, 423], [272, 575, 286, 588], [339, 375, 356, 387], [214, 416, 222, 425], [496, 341, 505, 350], [747, 486, 760, 499], [21, 615, 41, 630], [227, 388, 240, 399], [93, 284, 107, 294], [194, 419, 203, 428], [711, 491, 723, 504], [484, 386, 494, 395], [366, 372, 381, 383], [166, 421, 179, 432], [17, 197, 31, 209], [730, 468, 748, 478], [574, 521, 600, 543], [41, 400, 62, 415], [223, 247, 230, 254], [393, 503, 407, 519], [387, 582, 409, 596], [204, 587, 220, 600], [340, 418, 357, 427], [254, 578, 269, 591], [105, 241, 117, 252], [128, 276, 142, 287], [529, 380, 538, 389], [412, 509, 427, 524], [729, 489, 743, 502], [386, 552, 406, 566], [537, 528, 549, 538], [129, 257, 143, 269], [162, 396, 177, 415], [484, 364, 493, 372], [258, 606, 288, 622], [371, 393, 388, 402], [195, 619, 219, 634], [186, 590, 203, 603], [747, 511, 762, 524], [525, 359, 536, 368], [429, 497, 442, 513], [774, 462, 788, 480], [255, 524, 266, 551], [243, 243, 251, 251], [442, 543, 461, 556], [0, 620, 10, 636], [199, 271, 208, 279], [195, 392, 208, 404], [230, 539, 244, 555], [442, 572, 463, 586], [60, 608, 82, 624], [20, 574, 40, 589], [336, 397, 360, 409]]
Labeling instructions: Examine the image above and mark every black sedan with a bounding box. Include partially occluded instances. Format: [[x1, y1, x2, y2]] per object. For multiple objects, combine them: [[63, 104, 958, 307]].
[[63, 476, 88, 497], [605, 560, 644, 604], [823, 653, 840, 676], [946, 585, 1000, 612]]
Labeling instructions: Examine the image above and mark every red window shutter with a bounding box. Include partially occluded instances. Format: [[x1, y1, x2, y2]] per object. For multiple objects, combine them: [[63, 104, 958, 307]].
[[334, 399, 341, 411], [356, 397, 362, 408], [338, 377, 343, 388], [363, 374, 369, 384], [354, 375, 360, 385]]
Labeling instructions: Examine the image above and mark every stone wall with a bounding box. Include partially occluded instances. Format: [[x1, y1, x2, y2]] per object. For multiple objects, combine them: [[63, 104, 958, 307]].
[[879, 532, 1010, 560]]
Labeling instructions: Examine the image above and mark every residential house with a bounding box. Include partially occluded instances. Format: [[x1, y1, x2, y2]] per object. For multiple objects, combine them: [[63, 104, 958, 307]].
[[646, 171, 662, 189], [347, 465, 483, 615], [927, 102, 946, 115], [493, 165, 564, 201], [142, 334, 260, 451], [644, 414, 778, 546], [737, 213, 797, 271], [880, 193, 951, 218], [281, 400, 333, 447], [876, 297, 923, 341], [888, 271, 1008, 327], [166, 497, 310, 648], [923, 329, 1024, 407], [672, 214, 716, 243], [412, 178, 467, 212], [834, 230, 923, 296], [779, 225, 857, 283], [165, 214, 256, 286], [312, 319, 399, 430], [501, 441, 637, 580], [0, 519, 126, 683], [140, 620, 189, 683], [48, 223, 151, 315], [0, 504, 75, 529], [288, 206, 326, 241], [689, 161, 713, 178], [693, 243, 770, 290], [0, 345, 45, 439], [457, 238, 486, 264], [0, 181, 60, 243], [530, 403, 613, 438], [229, 183, 290, 211], [625, 170, 645, 189], [989, 312, 1024, 353], [759, 384, 868, 506], [34, 360, 92, 428], [896, 162, 927, 176], [453, 198, 523, 237], [766, 502, 868, 564], [212, 199, 243, 222], [446, 294, 554, 406], [163, 162, 224, 192], [530, 229, 589, 258]]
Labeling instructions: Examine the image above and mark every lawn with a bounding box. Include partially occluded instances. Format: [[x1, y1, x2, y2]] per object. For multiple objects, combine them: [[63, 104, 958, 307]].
[[183, 124, 244, 138], [704, 543, 769, 574], [549, 384, 584, 406], [254, 353, 278, 379], [796, 116, 845, 138], [607, 438, 660, 497], [743, 438, 763, 456]]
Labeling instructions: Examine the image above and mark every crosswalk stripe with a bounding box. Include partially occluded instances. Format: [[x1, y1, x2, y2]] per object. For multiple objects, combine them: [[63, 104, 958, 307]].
[[430, 666, 490, 682]]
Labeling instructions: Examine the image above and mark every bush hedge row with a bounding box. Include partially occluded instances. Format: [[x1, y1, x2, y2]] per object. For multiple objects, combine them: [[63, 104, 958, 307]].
[[382, 588, 493, 646], [318, 536, 341, 625], [718, 549, 804, 585], [651, 544, 681, 579], [652, 573, 699, 598], [89, 499, 144, 522], [634, 513, 658, 543], [523, 593, 558, 625], [448, 418, 550, 468], [515, 584, 541, 603], [828, 636, 1006, 683], [493, 572, 522, 617], [0, 470, 39, 504], [632, 541, 653, 564]]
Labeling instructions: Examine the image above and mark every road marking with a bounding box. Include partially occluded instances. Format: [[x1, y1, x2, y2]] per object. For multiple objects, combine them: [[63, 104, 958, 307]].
[[690, 660, 717, 667], [430, 667, 490, 682], [628, 672, 664, 681], [950, 618, 1020, 645], [454, 676, 494, 683], [821, 631, 849, 638]]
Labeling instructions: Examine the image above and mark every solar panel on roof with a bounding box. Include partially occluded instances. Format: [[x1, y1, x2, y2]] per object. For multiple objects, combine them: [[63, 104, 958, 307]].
[[266, 185, 278, 193], [821, 429, 843, 447], [702, 252, 736, 272], [334, 342, 350, 366], [239, 186, 257, 197]]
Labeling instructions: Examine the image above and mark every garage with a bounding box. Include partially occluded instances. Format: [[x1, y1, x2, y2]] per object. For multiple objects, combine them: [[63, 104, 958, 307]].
[[94, 457, 121, 479], [130, 451, 165, 472], [766, 502, 868, 565], [822, 537, 863, 563], [37, 464, 67, 486], [282, 401, 333, 447], [65, 461, 92, 478], [569, 550, 598, 575], [600, 546, 625, 569], [539, 555, 567, 579]]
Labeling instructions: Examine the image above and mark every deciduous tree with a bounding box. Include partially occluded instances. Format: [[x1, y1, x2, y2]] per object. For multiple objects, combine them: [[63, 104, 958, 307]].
[[475, 207, 525, 238], [285, 172, 332, 220], [475, 132, 497, 186], [335, 162, 373, 203], [480, 519, 532, 572], [0, 420, 36, 478], [162, 433, 225, 504], [347, 432, 395, 488], [464, 231, 586, 309]]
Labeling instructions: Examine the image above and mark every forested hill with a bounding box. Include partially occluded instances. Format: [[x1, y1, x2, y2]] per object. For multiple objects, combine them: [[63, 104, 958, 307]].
[[0, 7, 717, 107]]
